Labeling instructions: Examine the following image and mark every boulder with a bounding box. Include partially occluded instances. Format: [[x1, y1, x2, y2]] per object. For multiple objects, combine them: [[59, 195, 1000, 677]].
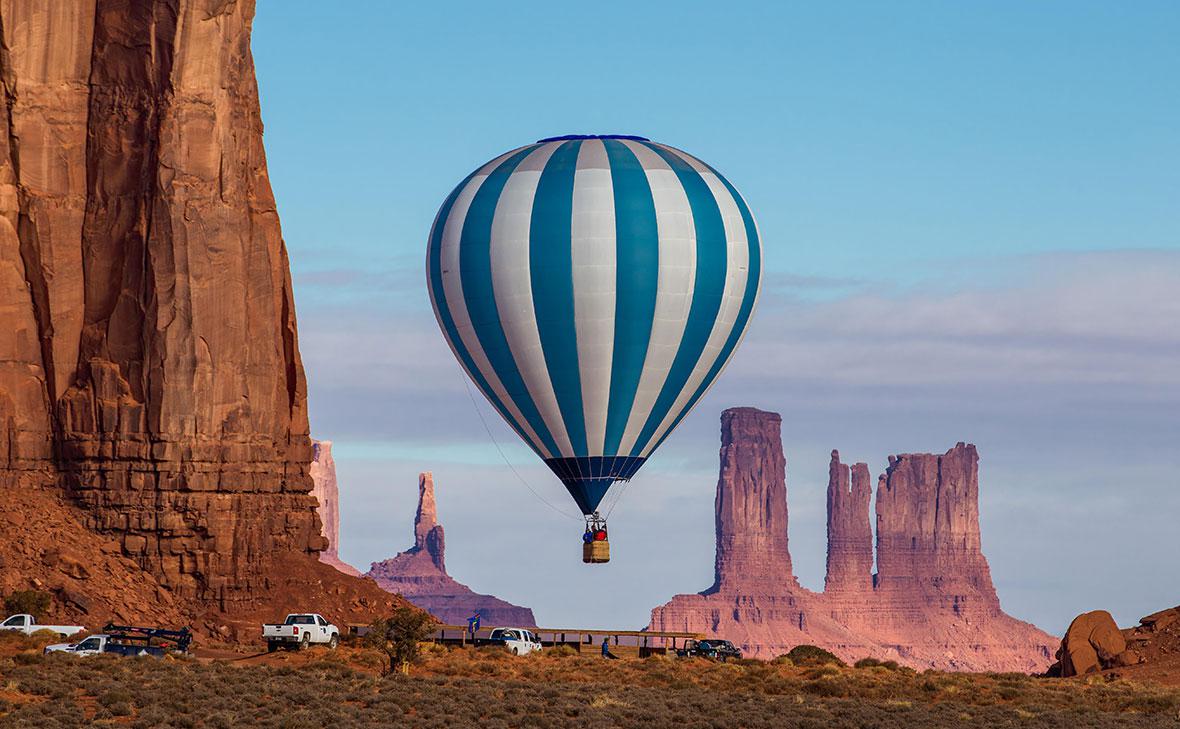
[[1057, 610, 1127, 676]]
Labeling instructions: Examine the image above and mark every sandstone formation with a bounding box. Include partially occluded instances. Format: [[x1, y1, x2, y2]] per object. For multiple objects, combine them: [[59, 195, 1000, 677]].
[[710, 408, 798, 592], [650, 407, 1057, 672], [309, 440, 362, 576], [367, 473, 536, 627], [825, 452, 873, 594], [1054, 611, 1128, 676], [0, 0, 407, 632]]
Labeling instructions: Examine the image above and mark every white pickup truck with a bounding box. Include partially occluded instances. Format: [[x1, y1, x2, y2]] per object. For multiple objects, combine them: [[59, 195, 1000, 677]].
[[0, 614, 85, 638], [44, 635, 108, 656], [262, 613, 339, 652]]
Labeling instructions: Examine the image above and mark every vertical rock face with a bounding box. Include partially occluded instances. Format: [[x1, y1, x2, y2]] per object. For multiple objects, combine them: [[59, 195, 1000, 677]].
[[367, 472, 535, 627], [825, 451, 873, 593], [309, 440, 362, 576], [711, 408, 796, 592], [875, 444, 997, 605], [650, 407, 1056, 672], [0, 1, 386, 613], [414, 473, 445, 572], [310, 442, 341, 554]]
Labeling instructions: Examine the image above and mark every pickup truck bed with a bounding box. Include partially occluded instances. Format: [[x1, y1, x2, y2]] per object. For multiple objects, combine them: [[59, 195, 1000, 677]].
[[0, 614, 85, 638]]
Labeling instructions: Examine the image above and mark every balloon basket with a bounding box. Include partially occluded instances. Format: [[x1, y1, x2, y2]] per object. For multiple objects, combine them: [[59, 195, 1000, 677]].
[[583, 512, 610, 563], [583, 539, 610, 564]]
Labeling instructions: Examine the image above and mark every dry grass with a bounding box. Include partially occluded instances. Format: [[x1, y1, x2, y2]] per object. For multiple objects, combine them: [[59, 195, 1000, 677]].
[[2, 632, 1180, 727]]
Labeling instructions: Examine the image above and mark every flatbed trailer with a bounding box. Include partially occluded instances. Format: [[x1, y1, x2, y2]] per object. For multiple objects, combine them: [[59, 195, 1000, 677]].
[[101, 624, 192, 656], [346, 623, 703, 657]]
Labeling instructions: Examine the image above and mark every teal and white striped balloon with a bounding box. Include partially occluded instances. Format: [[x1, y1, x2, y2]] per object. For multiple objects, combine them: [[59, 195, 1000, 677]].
[[426, 135, 761, 516]]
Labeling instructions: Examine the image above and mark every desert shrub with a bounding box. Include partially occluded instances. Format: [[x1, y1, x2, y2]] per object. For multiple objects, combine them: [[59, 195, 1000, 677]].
[[108, 701, 133, 717], [98, 689, 134, 708], [549, 645, 577, 658], [769, 654, 794, 666], [476, 645, 509, 660], [803, 665, 842, 680], [420, 641, 447, 655], [13, 651, 44, 666], [854, 657, 901, 671], [3, 590, 52, 620], [364, 606, 438, 676], [785, 645, 846, 667]]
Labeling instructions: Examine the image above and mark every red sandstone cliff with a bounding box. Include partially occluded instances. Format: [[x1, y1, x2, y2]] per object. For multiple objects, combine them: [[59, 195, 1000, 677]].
[[649, 407, 1056, 672], [367, 473, 536, 627], [0, 1, 404, 633]]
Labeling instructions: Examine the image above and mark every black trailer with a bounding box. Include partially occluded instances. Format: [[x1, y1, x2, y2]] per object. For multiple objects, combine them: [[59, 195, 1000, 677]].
[[100, 623, 193, 657]]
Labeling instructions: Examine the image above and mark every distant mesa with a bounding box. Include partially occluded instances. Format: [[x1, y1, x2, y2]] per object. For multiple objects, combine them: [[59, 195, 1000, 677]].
[[365, 472, 536, 627], [309, 441, 363, 577], [649, 407, 1057, 672]]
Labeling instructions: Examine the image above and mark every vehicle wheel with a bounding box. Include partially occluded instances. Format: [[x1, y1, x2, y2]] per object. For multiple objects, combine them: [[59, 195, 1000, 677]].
[[267, 641, 278, 653], [328, 634, 339, 650], [299, 634, 310, 651], [512, 647, 519, 656]]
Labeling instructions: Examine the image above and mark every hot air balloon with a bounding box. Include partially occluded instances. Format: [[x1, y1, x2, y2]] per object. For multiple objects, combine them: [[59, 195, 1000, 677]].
[[426, 135, 761, 563]]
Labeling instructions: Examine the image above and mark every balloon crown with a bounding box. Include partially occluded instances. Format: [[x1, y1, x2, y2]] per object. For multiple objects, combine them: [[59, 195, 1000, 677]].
[[536, 134, 651, 143]]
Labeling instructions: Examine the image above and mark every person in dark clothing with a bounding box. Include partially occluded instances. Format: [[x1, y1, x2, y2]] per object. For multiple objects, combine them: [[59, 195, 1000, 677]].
[[601, 637, 619, 659]]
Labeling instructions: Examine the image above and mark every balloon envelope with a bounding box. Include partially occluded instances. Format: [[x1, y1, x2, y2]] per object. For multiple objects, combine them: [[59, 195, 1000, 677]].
[[426, 135, 761, 515]]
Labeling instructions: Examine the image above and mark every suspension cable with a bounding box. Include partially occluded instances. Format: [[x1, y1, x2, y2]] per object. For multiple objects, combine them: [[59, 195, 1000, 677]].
[[456, 366, 581, 522]]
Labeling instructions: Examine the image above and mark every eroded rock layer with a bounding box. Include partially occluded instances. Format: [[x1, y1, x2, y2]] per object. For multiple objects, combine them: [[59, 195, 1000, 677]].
[[367, 473, 536, 627], [0, 1, 394, 622], [650, 407, 1056, 672]]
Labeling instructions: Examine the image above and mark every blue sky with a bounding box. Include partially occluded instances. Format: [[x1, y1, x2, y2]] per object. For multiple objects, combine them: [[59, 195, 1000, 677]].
[[252, 1, 1179, 635]]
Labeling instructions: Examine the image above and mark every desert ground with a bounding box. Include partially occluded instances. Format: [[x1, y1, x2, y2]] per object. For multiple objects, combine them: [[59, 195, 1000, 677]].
[[3, 632, 1180, 728]]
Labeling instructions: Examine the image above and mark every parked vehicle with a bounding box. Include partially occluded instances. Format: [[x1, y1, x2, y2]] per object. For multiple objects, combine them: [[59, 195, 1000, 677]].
[[44, 624, 192, 658], [263, 613, 339, 652], [0, 614, 85, 638], [676, 638, 742, 662], [487, 628, 543, 655]]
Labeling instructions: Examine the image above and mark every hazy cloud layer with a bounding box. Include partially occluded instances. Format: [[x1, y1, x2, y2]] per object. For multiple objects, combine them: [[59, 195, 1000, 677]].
[[298, 250, 1179, 634]]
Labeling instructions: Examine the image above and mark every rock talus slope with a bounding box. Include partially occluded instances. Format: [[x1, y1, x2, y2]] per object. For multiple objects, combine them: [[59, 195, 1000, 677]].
[[650, 407, 1056, 672], [367, 473, 536, 627], [0, 0, 404, 631]]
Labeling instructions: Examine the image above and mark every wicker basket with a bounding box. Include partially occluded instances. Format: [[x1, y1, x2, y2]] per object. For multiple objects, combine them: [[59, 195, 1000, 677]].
[[583, 539, 610, 564]]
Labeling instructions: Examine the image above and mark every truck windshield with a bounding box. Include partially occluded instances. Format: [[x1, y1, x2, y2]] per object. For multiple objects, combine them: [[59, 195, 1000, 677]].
[[286, 616, 315, 625], [0, 616, 22, 626], [77, 638, 102, 650]]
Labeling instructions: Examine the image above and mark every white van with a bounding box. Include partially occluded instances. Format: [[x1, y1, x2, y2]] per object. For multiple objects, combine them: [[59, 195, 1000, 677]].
[[488, 628, 543, 655]]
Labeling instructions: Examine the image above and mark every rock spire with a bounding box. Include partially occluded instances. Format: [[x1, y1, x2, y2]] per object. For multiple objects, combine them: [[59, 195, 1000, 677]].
[[367, 472, 535, 626]]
